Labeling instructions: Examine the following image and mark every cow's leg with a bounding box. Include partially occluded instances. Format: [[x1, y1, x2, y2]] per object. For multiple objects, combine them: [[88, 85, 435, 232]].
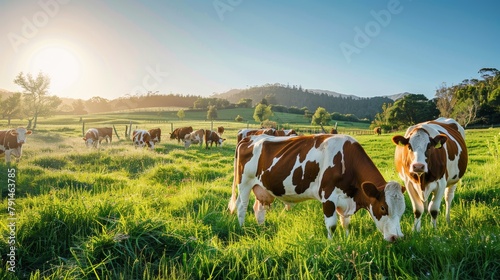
[[252, 200, 268, 225], [235, 183, 252, 226], [444, 184, 457, 224], [406, 181, 425, 231], [5, 150, 12, 163], [428, 181, 446, 229], [322, 200, 338, 239]]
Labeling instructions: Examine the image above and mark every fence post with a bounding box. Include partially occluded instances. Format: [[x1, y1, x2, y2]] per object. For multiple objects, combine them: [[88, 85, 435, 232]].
[[112, 125, 120, 140], [82, 121, 85, 137]]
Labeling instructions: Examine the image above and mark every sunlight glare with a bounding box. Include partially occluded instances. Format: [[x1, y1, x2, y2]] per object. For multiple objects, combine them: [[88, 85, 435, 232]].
[[30, 46, 81, 95]]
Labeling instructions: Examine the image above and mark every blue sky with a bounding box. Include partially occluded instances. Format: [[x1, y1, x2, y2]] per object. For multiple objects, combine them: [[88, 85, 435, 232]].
[[1, 0, 499, 100]]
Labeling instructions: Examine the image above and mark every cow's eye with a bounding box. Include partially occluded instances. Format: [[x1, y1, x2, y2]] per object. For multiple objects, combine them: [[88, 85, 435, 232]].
[[407, 145, 413, 151], [381, 206, 386, 212]]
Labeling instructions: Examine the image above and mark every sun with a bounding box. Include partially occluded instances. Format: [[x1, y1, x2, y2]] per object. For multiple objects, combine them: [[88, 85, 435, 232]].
[[29, 46, 81, 95]]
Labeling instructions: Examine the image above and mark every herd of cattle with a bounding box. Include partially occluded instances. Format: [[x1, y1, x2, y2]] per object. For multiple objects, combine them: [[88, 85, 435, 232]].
[[1, 118, 469, 242]]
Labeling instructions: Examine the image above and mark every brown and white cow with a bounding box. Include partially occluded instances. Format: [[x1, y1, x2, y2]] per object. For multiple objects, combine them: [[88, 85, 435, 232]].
[[228, 134, 406, 242], [392, 117, 468, 231], [133, 130, 155, 150], [184, 129, 205, 148], [0, 127, 32, 163], [149, 128, 162, 143], [83, 127, 112, 148], [205, 130, 225, 149], [170, 126, 193, 143]]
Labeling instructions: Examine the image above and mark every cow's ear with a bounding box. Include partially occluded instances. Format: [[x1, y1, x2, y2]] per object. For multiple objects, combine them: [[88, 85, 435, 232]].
[[9, 130, 18, 136], [26, 130, 32, 135], [82, 137, 87, 140], [362, 181, 381, 199], [432, 134, 448, 149], [392, 135, 408, 146]]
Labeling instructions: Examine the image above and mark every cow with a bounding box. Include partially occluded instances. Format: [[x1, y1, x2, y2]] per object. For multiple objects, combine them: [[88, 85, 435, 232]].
[[283, 129, 298, 136], [236, 128, 283, 143], [133, 130, 155, 150], [392, 117, 468, 232], [170, 126, 193, 143], [330, 127, 338, 134], [217, 126, 225, 135], [228, 134, 406, 242], [184, 129, 205, 148], [82, 127, 112, 148], [374, 127, 382, 135], [0, 127, 32, 163], [149, 128, 162, 143], [205, 130, 225, 149]]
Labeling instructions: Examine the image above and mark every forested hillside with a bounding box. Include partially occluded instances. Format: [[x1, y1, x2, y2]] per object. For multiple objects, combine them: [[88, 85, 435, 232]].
[[214, 84, 394, 119]]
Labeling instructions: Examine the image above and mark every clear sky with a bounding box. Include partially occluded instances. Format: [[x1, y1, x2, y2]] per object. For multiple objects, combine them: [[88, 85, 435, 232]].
[[1, 0, 499, 100]]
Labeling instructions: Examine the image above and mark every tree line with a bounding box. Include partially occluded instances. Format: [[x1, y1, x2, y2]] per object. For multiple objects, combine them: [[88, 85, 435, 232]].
[[371, 68, 500, 131]]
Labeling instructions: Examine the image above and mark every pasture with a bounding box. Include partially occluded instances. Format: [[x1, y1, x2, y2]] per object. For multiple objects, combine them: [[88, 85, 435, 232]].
[[1, 118, 499, 279]]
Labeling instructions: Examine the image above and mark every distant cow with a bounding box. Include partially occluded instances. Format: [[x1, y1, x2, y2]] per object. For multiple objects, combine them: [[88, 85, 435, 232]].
[[184, 129, 205, 148], [170, 126, 193, 143], [217, 126, 225, 135], [205, 130, 225, 149], [133, 130, 155, 150], [228, 134, 406, 241], [374, 127, 382, 135], [149, 128, 162, 143], [83, 127, 112, 148], [0, 127, 32, 163], [392, 117, 468, 231], [330, 128, 338, 134]]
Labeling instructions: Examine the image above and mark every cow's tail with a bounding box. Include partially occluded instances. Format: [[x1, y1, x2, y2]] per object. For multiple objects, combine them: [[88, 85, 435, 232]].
[[228, 143, 239, 214]]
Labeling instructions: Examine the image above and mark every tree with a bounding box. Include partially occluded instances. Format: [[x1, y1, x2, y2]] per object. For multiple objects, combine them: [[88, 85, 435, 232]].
[[253, 103, 273, 123], [386, 94, 439, 127], [72, 99, 88, 115], [14, 72, 62, 129], [85, 97, 109, 113], [435, 83, 456, 118], [207, 105, 218, 120], [236, 98, 252, 108], [311, 107, 331, 132], [177, 109, 185, 120], [235, 115, 244, 122], [1, 93, 22, 125]]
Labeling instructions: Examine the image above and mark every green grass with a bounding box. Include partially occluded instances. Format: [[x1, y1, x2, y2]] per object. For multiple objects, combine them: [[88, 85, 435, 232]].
[[1, 118, 499, 279]]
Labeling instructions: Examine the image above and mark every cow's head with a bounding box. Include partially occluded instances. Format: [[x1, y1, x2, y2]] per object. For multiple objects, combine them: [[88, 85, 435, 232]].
[[363, 181, 406, 242], [10, 127, 32, 144], [83, 137, 95, 148], [392, 130, 448, 175], [183, 134, 193, 148], [218, 137, 226, 146]]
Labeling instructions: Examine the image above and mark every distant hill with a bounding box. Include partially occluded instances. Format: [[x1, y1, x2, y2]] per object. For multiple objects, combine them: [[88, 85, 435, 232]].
[[212, 84, 400, 119]]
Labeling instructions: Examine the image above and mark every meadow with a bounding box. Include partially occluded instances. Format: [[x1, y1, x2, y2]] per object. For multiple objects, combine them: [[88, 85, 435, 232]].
[[1, 115, 499, 279]]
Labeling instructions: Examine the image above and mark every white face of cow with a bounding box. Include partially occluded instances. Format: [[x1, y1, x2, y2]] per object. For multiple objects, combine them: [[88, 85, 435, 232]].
[[368, 182, 406, 242], [218, 138, 225, 146], [85, 138, 95, 147], [395, 129, 448, 175], [11, 128, 32, 144]]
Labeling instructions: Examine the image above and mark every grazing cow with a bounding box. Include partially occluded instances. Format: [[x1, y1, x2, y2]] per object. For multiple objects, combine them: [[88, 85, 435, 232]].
[[374, 127, 382, 135], [217, 126, 225, 135], [170, 126, 193, 143], [149, 128, 162, 143], [228, 134, 406, 242], [83, 127, 112, 148], [205, 130, 225, 149], [0, 127, 32, 163], [184, 129, 205, 148], [133, 130, 155, 150], [392, 117, 468, 231]]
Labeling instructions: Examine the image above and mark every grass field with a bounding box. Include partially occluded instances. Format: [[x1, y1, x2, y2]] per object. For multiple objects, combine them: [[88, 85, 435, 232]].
[[1, 115, 499, 279]]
